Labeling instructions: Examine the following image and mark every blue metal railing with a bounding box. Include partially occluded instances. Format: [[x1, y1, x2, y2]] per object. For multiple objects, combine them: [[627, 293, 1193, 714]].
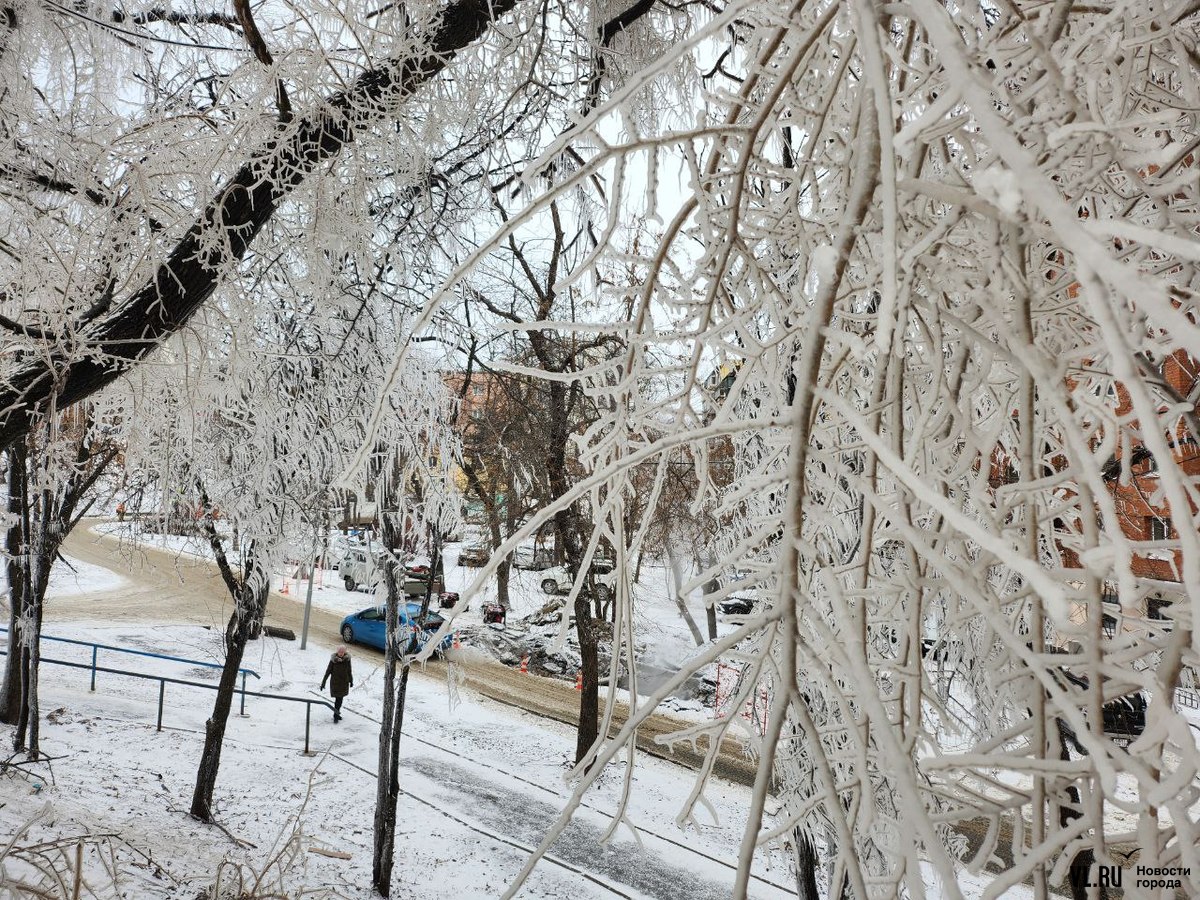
[[0, 627, 261, 715], [0, 643, 332, 754]]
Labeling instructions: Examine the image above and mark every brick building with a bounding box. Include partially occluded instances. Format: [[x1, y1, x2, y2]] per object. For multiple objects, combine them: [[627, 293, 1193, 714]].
[[992, 348, 1198, 637]]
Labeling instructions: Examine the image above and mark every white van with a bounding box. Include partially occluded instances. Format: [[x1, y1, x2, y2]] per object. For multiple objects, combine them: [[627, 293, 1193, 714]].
[[338, 548, 431, 596]]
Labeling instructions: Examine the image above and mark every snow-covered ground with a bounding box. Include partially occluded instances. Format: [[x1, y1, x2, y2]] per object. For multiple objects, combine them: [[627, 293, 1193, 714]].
[[48, 554, 129, 596], [3, 549, 798, 899]]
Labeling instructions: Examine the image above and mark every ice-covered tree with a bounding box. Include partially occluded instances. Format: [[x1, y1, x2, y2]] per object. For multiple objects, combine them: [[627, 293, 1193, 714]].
[[361, 3, 1200, 897], [5, 0, 1200, 895], [120, 233, 461, 824], [0, 405, 119, 754]]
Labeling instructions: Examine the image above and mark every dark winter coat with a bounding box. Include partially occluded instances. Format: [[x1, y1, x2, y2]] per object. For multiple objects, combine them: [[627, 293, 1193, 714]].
[[321, 652, 353, 698]]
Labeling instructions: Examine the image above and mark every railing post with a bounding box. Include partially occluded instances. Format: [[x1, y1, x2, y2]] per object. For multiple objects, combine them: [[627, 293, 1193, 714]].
[[90, 646, 97, 692], [304, 703, 312, 755], [157, 681, 165, 732], [239, 671, 247, 716]]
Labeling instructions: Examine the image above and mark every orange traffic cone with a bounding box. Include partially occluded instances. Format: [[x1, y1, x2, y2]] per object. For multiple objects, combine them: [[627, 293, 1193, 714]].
[[520, 655, 529, 674], [280, 576, 289, 595], [574, 671, 582, 691]]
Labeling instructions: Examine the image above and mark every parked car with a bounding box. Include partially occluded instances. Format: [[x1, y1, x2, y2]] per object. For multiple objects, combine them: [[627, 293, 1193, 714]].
[[513, 545, 555, 570], [321, 535, 363, 570], [339, 548, 435, 596], [339, 602, 454, 654], [456, 544, 490, 567], [718, 596, 755, 616], [539, 565, 616, 602], [338, 547, 386, 591]]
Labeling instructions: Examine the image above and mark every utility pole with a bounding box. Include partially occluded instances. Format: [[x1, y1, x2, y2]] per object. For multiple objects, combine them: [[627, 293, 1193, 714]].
[[300, 536, 318, 650]]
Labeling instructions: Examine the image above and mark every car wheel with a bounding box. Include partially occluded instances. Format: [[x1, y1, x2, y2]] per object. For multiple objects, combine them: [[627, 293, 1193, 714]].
[[341, 624, 354, 643], [344, 576, 356, 591], [541, 578, 558, 594]]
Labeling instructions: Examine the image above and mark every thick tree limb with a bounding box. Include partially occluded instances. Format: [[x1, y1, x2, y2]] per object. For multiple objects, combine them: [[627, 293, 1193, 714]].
[[0, 161, 111, 208], [0, 0, 519, 451], [111, 6, 240, 30]]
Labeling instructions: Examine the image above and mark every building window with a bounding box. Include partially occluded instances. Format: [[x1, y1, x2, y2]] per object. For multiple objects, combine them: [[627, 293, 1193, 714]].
[[1148, 516, 1172, 541], [1102, 613, 1117, 639], [1147, 597, 1172, 620], [472, 384, 484, 396]]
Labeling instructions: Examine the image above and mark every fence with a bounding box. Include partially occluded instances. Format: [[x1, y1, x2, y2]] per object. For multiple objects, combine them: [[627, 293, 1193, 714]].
[[0, 627, 260, 715], [0, 631, 333, 754]]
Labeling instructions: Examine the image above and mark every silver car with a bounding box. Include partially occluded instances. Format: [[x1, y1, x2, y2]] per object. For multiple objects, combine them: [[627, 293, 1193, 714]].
[[539, 565, 616, 602], [338, 548, 429, 596], [512, 545, 555, 570]]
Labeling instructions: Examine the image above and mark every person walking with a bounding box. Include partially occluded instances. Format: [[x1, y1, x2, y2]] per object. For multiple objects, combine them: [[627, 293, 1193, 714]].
[[321, 646, 354, 722]]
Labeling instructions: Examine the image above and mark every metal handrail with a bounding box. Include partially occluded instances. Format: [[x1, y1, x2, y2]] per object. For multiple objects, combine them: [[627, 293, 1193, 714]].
[[0, 626, 260, 714], [0, 650, 334, 754]]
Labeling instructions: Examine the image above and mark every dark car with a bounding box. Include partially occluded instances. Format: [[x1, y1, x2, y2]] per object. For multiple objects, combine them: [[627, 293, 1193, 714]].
[[339, 602, 454, 654], [718, 597, 755, 616]]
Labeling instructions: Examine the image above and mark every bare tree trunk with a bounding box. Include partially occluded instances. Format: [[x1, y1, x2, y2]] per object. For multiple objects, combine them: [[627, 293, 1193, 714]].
[[495, 558, 511, 609], [248, 582, 267, 641], [190, 548, 266, 822], [572, 591, 600, 764], [20, 489, 52, 757], [793, 827, 821, 900], [704, 577, 719, 642], [539, 377, 601, 764], [372, 547, 404, 896], [666, 545, 703, 646], [4, 428, 113, 743], [462, 454, 511, 608], [0, 445, 25, 724], [487, 494, 509, 609], [373, 525, 439, 895], [11, 446, 32, 753], [23, 570, 43, 757]]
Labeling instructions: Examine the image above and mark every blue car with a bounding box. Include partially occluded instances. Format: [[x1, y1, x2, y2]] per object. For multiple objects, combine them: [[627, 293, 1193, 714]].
[[339, 602, 454, 655]]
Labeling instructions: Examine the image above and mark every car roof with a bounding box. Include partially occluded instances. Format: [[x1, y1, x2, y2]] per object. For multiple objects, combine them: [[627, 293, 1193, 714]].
[[361, 602, 438, 616]]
